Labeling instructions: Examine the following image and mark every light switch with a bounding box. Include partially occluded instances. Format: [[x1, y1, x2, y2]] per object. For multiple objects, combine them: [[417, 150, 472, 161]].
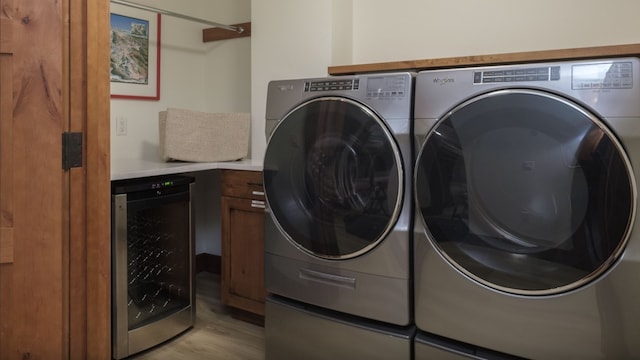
[[116, 116, 127, 136]]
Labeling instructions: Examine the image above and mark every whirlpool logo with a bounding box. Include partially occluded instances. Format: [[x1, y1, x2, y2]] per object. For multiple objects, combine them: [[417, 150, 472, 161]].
[[433, 77, 455, 85]]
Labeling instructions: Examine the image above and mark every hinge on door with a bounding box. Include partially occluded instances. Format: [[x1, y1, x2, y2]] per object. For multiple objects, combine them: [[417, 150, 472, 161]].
[[62, 132, 83, 170]]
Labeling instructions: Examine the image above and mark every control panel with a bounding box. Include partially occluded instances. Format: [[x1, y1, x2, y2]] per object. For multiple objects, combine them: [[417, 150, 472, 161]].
[[474, 66, 561, 84], [303, 75, 409, 100], [305, 79, 360, 92], [472, 61, 633, 90]]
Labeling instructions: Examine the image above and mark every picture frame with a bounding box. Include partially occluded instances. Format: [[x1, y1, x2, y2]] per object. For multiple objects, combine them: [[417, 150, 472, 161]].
[[110, 3, 161, 100]]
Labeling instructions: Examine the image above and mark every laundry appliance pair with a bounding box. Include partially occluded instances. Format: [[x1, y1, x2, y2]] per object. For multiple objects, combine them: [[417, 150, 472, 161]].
[[263, 57, 640, 360]]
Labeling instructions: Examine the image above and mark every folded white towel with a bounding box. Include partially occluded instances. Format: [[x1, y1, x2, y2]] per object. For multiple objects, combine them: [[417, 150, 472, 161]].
[[159, 108, 250, 162]]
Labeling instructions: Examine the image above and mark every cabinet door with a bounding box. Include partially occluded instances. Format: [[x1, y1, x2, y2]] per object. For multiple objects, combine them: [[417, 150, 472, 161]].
[[221, 196, 265, 316]]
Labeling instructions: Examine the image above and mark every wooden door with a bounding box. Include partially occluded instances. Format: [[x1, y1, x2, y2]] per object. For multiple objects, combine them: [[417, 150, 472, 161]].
[[1, 0, 67, 357], [0, 0, 111, 358]]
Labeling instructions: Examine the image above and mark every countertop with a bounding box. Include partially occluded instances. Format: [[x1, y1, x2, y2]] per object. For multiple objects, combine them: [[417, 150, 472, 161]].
[[111, 157, 263, 180]]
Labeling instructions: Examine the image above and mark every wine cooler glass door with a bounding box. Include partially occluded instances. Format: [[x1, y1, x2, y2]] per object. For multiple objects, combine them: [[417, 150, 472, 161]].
[[112, 181, 194, 359]]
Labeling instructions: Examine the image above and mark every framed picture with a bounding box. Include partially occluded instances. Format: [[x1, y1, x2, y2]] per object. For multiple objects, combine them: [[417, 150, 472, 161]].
[[110, 3, 161, 100]]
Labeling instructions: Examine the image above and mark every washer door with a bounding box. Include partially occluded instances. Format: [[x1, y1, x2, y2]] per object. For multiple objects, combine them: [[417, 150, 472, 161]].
[[264, 97, 403, 260], [415, 89, 635, 295]]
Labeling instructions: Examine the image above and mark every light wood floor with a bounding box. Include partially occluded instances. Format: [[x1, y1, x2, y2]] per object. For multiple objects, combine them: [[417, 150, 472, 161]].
[[129, 272, 266, 360]]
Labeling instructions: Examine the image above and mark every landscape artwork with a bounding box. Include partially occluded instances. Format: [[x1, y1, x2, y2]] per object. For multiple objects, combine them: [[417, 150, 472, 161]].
[[110, 4, 160, 100], [110, 13, 150, 84]]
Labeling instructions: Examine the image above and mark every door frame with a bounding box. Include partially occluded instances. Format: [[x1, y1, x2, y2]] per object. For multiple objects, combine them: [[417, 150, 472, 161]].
[[68, 0, 111, 358]]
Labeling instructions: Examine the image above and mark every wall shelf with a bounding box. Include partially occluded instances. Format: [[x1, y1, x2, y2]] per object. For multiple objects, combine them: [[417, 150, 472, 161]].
[[328, 43, 640, 75], [203, 22, 251, 42]]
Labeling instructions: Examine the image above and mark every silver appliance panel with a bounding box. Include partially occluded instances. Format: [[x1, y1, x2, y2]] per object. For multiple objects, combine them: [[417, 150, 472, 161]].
[[415, 57, 640, 119], [265, 252, 411, 325], [266, 73, 413, 126], [266, 295, 414, 360]]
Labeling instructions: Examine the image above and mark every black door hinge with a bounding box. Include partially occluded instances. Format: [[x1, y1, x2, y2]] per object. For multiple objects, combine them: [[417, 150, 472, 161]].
[[62, 132, 83, 170]]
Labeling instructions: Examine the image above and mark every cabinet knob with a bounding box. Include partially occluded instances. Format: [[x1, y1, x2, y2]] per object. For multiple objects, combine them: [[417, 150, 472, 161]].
[[251, 200, 265, 209], [251, 190, 265, 196]]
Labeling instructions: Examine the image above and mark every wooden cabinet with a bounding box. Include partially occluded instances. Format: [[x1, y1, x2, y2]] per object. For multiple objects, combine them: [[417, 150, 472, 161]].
[[221, 170, 266, 319]]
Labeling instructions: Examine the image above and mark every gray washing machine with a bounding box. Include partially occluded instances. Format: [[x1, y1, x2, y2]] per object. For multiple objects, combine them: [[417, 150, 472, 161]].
[[263, 72, 413, 325], [263, 73, 414, 358], [413, 58, 640, 359]]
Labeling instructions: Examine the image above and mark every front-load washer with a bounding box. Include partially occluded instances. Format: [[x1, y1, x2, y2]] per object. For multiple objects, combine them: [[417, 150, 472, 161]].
[[263, 72, 413, 326], [413, 58, 640, 359]]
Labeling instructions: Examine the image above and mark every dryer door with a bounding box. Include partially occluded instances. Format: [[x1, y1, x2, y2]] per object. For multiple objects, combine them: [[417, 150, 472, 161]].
[[264, 96, 403, 260], [415, 89, 635, 295]]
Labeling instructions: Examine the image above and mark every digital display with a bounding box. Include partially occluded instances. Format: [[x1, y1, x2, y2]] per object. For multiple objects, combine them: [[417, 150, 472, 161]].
[[572, 61, 633, 89], [367, 76, 405, 93], [366, 76, 406, 98], [572, 63, 614, 81]]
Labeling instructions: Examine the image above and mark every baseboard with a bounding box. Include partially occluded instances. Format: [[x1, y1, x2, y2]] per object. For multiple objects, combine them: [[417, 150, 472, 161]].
[[196, 253, 221, 274]]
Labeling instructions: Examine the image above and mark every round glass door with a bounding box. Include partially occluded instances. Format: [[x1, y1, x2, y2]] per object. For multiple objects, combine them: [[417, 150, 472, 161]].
[[264, 97, 403, 259], [415, 89, 635, 295]]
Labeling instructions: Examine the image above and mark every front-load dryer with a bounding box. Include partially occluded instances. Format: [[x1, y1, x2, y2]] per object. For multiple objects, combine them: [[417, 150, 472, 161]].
[[263, 72, 413, 326], [413, 58, 640, 359]]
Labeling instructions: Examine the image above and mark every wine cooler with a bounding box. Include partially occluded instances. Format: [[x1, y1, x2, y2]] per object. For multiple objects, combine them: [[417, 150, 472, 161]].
[[111, 175, 195, 359]]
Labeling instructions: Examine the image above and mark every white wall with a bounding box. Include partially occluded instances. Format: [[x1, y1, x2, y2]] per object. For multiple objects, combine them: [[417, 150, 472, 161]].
[[350, 0, 640, 64], [250, 0, 352, 161], [111, 0, 251, 163]]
